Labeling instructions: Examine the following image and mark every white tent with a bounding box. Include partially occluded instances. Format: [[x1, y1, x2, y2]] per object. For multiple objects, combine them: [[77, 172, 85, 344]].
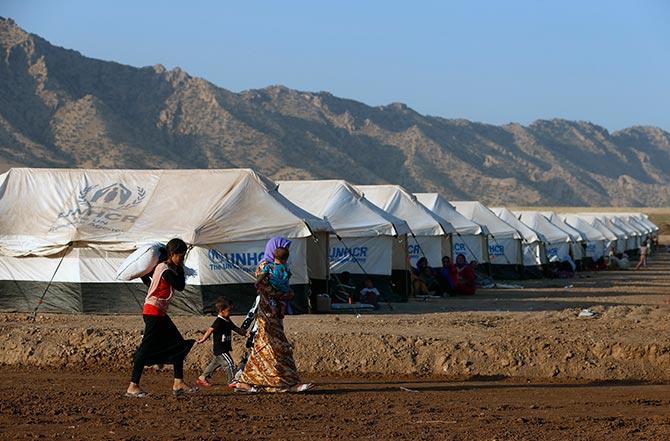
[[541, 212, 586, 261], [577, 215, 620, 254], [620, 216, 646, 243], [602, 219, 629, 253], [415, 193, 489, 264], [644, 214, 659, 233], [606, 215, 640, 250], [577, 214, 627, 254], [277, 180, 410, 276], [515, 211, 572, 262], [357, 185, 455, 268], [629, 213, 658, 233], [624, 215, 652, 236], [0, 168, 334, 314], [491, 207, 547, 267], [591, 214, 638, 252], [450, 201, 523, 268], [560, 214, 608, 259]]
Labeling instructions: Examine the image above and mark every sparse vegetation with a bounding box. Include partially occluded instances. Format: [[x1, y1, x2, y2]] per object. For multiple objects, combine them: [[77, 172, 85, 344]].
[[2, 17, 670, 207]]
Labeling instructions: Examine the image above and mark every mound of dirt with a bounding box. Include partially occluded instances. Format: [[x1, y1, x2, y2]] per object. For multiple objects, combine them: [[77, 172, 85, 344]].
[[1, 305, 669, 382], [2, 250, 669, 382]]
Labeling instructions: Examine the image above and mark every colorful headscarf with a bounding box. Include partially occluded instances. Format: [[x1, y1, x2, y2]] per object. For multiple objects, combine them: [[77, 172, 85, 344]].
[[262, 236, 292, 263]]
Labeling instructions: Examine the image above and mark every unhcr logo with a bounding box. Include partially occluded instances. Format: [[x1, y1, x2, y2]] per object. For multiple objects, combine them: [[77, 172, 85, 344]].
[[330, 246, 368, 264], [489, 244, 505, 256], [407, 244, 422, 257], [208, 248, 264, 272], [50, 182, 147, 232]]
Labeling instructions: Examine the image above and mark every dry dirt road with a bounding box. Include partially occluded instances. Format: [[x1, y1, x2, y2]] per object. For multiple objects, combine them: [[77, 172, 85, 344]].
[[1, 368, 669, 440]]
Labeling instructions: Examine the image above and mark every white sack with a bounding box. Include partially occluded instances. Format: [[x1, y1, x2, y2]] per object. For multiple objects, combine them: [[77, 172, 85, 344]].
[[115, 242, 164, 280]]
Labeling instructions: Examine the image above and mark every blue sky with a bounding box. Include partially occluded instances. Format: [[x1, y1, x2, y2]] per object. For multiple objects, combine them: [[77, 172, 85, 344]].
[[3, 0, 669, 130]]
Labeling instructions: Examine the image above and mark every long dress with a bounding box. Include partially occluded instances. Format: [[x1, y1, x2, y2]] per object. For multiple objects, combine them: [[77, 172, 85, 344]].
[[455, 264, 476, 295], [238, 261, 300, 391], [131, 264, 194, 383]]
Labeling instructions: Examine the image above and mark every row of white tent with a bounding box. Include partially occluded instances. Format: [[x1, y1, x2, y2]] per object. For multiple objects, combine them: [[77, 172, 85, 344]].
[[0, 168, 658, 314]]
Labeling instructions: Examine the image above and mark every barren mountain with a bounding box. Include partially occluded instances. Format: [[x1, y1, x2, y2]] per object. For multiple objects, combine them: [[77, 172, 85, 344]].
[[1, 17, 669, 206]]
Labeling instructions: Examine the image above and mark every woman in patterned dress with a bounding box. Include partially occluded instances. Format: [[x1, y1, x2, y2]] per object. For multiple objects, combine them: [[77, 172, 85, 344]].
[[234, 236, 314, 393]]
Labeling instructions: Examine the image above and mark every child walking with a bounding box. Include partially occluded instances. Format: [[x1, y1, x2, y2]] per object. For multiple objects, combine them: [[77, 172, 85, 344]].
[[257, 246, 292, 318], [635, 239, 649, 270], [195, 297, 246, 387]]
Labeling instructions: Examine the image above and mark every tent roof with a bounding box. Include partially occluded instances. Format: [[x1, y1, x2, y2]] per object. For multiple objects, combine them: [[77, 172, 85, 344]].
[[0, 168, 333, 257], [357, 185, 455, 236], [414, 193, 485, 236], [583, 216, 620, 241], [589, 214, 642, 237], [277, 180, 410, 237], [577, 214, 628, 239], [635, 215, 658, 232], [450, 201, 521, 239], [515, 211, 572, 244], [560, 214, 607, 242], [581, 212, 657, 232], [617, 218, 643, 236], [628, 214, 658, 232], [624, 216, 652, 234], [595, 218, 620, 240], [541, 212, 586, 242], [490, 207, 544, 243]]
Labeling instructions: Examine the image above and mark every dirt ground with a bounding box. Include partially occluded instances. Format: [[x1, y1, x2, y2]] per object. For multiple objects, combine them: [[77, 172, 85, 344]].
[[1, 368, 669, 440], [1, 239, 669, 439]]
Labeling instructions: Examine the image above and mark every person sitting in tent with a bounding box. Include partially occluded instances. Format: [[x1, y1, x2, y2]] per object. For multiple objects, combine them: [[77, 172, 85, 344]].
[[612, 253, 631, 269], [411, 257, 439, 296], [330, 271, 357, 303], [359, 277, 381, 309], [593, 256, 608, 271], [435, 255, 457, 296], [453, 253, 476, 295]]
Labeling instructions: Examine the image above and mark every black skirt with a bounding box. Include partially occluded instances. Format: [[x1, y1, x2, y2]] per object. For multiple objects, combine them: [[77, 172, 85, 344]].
[[135, 314, 195, 366]]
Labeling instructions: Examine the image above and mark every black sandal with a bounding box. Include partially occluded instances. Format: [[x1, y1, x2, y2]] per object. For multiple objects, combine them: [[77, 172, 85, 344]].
[[173, 386, 198, 397]]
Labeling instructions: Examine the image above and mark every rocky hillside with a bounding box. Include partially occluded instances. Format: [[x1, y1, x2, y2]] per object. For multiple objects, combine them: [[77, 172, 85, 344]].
[[1, 17, 669, 206]]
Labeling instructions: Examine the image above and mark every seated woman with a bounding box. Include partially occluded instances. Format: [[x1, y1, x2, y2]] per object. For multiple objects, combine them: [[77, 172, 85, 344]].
[[453, 253, 476, 295], [435, 256, 457, 296], [593, 256, 608, 271], [411, 257, 439, 296]]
